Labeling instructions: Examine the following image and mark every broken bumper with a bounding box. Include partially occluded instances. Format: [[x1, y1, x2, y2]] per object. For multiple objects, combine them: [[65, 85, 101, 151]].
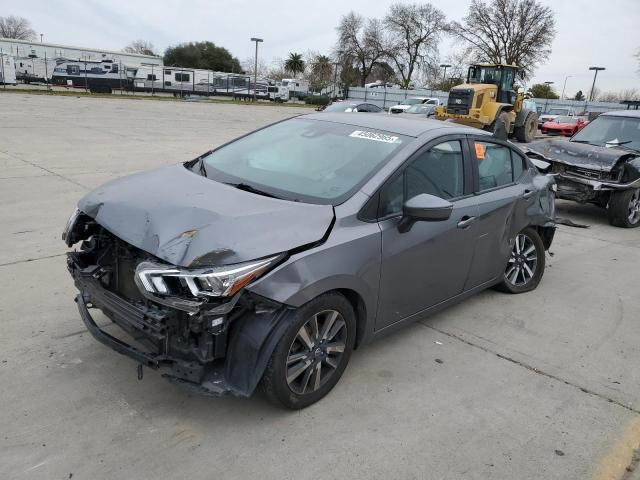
[[555, 173, 640, 192], [68, 253, 289, 397]]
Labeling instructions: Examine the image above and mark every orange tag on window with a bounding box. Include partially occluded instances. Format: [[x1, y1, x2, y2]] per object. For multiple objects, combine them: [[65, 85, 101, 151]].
[[475, 142, 485, 160]]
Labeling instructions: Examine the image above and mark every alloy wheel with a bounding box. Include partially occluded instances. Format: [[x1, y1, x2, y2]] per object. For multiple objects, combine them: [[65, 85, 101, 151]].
[[505, 233, 538, 286], [286, 310, 347, 395], [627, 189, 640, 225]]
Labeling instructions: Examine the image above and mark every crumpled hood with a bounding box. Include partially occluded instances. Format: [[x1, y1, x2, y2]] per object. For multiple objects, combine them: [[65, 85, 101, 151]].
[[78, 164, 335, 267], [526, 138, 637, 172]]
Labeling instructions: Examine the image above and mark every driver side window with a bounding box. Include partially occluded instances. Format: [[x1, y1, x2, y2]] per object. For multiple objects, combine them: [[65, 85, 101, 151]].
[[378, 140, 464, 217]]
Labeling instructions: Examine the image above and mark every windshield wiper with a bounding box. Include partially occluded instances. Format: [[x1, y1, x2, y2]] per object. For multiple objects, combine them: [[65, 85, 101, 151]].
[[198, 158, 207, 177], [225, 182, 282, 199]]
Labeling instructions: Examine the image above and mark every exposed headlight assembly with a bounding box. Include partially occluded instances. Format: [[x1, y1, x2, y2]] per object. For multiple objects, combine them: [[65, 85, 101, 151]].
[[134, 255, 282, 312], [62, 208, 81, 246]]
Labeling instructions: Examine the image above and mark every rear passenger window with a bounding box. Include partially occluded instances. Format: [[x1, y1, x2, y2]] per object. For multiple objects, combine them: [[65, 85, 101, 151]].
[[475, 141, 513, 190]]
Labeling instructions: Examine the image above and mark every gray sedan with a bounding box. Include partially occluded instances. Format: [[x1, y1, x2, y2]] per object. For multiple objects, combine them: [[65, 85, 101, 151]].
[[63, 114, 556, 409]]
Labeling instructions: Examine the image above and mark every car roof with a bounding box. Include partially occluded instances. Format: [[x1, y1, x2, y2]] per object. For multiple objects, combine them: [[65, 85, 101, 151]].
[[600, 110, 640, 118], [303, 112, 486, 137]]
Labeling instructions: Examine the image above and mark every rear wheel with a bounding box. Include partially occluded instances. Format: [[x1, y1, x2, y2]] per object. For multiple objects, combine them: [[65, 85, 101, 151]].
[[514, 112, 537, 142], [261, 292, 356, 409], [608, 188, 640, 228], [496, 227, 545, 293]]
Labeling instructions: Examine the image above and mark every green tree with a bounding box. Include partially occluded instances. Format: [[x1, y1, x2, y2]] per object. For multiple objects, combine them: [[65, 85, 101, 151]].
[[307, 54, 333, 91], [368, 61, 397, 84], [285, 52, 305, 77], [528, 83, 559, 99], [163, 41, 242, 73]]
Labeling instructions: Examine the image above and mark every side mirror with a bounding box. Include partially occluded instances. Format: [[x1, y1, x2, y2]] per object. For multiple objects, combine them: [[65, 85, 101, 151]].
[[398, 194, 453, 233]]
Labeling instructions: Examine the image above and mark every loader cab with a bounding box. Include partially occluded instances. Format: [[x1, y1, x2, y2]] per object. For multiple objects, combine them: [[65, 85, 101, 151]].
[[467, 64, 517, 105]]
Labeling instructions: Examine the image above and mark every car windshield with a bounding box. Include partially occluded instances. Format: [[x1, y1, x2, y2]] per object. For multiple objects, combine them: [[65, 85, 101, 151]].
[[403, 98, 424, 105], [406, 104, 433, 114], [324, 102, 357, 112], [548, 108, 569, 115], [200, 118, 408, 204], [555, 116, 577, 124], [571, 115, 640, 151], [468, 66, 502, 85]]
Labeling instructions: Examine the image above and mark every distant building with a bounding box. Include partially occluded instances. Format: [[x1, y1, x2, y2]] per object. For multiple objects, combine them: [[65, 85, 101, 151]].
[[0, 37, 162, 67]]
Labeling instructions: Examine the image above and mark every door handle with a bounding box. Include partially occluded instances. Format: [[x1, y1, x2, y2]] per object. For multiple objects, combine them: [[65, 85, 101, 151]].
[[457, 216, 476, 229], [522, 190, 535, 199]]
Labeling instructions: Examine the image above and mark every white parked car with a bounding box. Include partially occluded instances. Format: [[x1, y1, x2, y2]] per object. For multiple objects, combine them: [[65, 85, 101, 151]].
[[538, 107, 577, 128], [389, 97, 441, 114]]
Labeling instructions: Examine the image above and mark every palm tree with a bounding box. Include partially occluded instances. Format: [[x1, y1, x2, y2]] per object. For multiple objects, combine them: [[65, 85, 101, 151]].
[[310, 55, 333, 91], [285, 52, 305, 77]]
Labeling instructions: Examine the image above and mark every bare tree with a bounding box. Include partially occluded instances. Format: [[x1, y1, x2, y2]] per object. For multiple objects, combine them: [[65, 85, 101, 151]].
[[448, 0, 555, 78], [598, 88, 640, 102], [336, 12, 386, 87], [0, 15, 36, 40], [123, 40, 157, 56], [384, 3, 446, 88], [241, 57, 268, 78], [267, 58, 288, 81], [621, 87, 640, 101]]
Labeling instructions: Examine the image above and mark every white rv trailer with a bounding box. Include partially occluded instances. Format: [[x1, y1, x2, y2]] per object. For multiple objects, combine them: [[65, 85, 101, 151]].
[[267, 84, 289, 102], [133, 65, 271, 98], [0, 53, 16, 84], [52, 58, 131, 93], [280, 78, 309, 99], [14, 56, 58, 83]]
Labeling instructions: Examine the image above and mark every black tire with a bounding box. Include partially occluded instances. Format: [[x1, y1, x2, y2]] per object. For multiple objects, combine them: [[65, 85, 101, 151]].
[[608, 188, 640, 228], [489, 111, 511, 140], [514, 112, 537, 143], [261, 292, 356, 409], [496, 227, 546, 294]]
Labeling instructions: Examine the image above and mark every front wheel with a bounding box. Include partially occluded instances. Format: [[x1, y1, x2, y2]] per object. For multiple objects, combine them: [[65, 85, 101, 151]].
[[608, 188, 640, 228], [261, 292, 356, 409], [514, 112, 537, 142], [496, 227, 546, 293]]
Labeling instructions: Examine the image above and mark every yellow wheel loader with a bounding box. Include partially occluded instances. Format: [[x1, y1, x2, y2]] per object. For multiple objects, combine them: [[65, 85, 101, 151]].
[[434, 64, 538, 142]]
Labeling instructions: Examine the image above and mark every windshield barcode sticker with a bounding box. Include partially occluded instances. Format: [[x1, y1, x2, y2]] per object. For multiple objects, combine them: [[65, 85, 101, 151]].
[[350, 130, 400, 144]]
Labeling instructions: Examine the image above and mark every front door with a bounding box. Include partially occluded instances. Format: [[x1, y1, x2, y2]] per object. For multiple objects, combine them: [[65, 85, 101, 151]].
[[376, 138, 479, 330]]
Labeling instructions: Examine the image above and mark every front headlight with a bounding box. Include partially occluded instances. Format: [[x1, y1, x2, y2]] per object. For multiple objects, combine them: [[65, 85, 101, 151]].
[[62, 208, 81, 246], [135, 255, 283, 303]]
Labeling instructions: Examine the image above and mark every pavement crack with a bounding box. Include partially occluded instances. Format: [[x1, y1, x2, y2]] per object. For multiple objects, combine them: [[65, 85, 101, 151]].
[[0, 149, 90, 191], [420, 321, 640, 415], [0, 253, 67, 268]]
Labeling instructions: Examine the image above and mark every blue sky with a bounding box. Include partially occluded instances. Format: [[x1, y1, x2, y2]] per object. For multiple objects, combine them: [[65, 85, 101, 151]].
[[2, 0, 639, 94]]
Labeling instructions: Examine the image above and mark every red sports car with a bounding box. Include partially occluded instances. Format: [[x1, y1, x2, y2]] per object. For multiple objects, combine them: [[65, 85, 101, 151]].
[[540, 116, 587, 137]]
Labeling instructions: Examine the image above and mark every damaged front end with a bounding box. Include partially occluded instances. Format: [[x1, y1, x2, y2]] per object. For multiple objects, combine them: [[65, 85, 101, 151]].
[[64, 212, 294, 397], [524, 139, 640, 204]]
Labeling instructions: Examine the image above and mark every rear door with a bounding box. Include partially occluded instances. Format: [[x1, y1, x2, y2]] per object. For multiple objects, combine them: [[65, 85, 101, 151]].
[[464, 137, 536, 289], [376, 136, 479, 330]]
